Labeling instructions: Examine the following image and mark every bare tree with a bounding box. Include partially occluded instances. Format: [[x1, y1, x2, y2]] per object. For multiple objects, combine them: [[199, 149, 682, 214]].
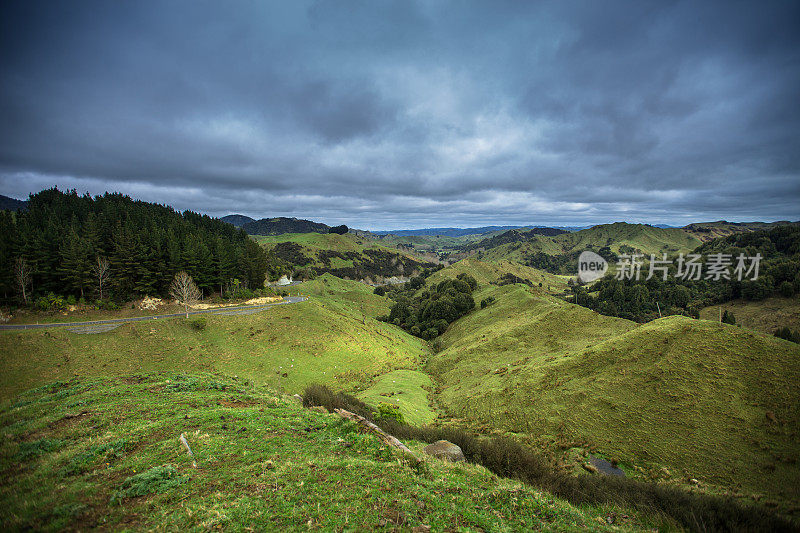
[[170, 271, 201, 318], [92, 256, 110, 300], [14, 257, 31, 305]]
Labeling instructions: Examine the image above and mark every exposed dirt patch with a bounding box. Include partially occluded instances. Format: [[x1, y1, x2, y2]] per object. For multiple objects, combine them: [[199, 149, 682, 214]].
[[49, 410, 92, 430]]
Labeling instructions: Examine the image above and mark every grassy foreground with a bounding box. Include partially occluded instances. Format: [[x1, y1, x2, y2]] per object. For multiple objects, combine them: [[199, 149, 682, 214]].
[[0, 373, 660, 531]]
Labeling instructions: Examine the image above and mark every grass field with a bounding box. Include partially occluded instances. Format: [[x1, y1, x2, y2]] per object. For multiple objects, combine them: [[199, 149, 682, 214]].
[[356, 369, 436, 426], [0, 275, 429, 402], [699, 295, 800, 335], [426, 281, 800, 506], [1, 373, 662, 531]]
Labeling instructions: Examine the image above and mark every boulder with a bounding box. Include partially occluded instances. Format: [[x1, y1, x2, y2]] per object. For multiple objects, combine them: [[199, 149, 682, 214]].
[[423, 440, 465, 462]]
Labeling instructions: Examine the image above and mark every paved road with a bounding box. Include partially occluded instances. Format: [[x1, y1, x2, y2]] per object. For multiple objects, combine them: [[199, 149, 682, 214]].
[[0, 296, 307, 331]]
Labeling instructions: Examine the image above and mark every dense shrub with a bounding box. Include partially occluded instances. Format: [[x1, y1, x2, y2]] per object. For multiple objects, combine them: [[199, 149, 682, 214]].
[[374, 403, 405, 424], [381, 273, 477, 339], [774, 327, 800, 344]]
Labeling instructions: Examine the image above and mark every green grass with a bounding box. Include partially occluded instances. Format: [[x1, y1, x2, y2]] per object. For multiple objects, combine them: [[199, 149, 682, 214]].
[[0, 373, 663, 531], [356, 369, 436, 426], [426, 282, 800, 506], [0, 275, 429, 401]]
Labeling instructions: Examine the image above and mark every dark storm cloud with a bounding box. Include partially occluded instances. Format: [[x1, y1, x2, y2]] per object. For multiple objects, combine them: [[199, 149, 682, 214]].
[[1, 0, 798, 229]]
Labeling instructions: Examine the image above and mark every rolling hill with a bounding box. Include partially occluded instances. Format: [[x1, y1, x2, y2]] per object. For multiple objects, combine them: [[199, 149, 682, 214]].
[[0, 194, 28, 211], [684, 221, 800, 242], [242, 217, 331, 236], [423, 277, 800, 504], [220, 214, 255, 227], [257, 232, 437, 282]]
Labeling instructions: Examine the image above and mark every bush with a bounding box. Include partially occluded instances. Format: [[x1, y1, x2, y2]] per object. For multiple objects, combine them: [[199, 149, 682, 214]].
[[96, 298, 120, 310], [66, 294, 77, 306], [779, 280, 795, 297], [721, 310, 736, 325], [373, 402, 405, 424], [774, 327, 800, 343], [189, 317, 207, 331], [35, 292, 67, 311], [480, 296, 496, 309], [373, 286, 387, 296]]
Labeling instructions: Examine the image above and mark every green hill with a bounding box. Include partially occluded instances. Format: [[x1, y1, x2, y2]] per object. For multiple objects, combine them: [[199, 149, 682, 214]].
[[427, 282, 800, 504], [555, 223, 702, 256], [0, 275, 428, 402], [478, 223, 703, 275], [256, 232, 436, 282], [424, 257, 569, 292], [684, 221, 800, 242], [1, 373, 648, 531]]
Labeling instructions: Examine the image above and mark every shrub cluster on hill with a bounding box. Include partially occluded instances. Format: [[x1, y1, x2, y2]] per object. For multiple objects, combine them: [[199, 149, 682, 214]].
[[573, 226, 800, 322], [379, 272, 477, 339], [0, 188, 276, 304]]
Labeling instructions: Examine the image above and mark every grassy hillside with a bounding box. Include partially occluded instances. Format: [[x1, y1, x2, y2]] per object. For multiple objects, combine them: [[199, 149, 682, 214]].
[[684, 221, 800, 242], [0, 275, 429, 401], [555, 222, 702, 256], [425, 257, 570, 293], [699, 296, 800, 335], [256, 232, 436, 281], [479, 223, 703, 273], [427, 282, 800, 504], [1, 374, 651, 531]]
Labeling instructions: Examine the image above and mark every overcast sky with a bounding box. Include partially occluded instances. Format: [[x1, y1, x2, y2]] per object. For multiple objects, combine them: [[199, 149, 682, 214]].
[[1, 1, 798, 230]]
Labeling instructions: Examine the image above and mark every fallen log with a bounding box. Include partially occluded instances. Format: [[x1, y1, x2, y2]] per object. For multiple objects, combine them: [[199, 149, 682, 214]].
[[333, 408, 420, 464]]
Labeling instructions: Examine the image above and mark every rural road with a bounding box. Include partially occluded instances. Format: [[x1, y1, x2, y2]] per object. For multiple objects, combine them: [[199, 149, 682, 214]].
[[0, 297, 307, 331]]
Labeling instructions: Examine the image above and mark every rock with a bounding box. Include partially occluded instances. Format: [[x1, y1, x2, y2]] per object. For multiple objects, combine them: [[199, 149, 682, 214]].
[[423, 440, 465, 462], [309, 405, 329, 414], [292, 394, 303, 403]]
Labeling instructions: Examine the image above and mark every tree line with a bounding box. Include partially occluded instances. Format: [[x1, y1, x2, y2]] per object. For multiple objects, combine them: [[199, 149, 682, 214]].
[[570, 225, 800, 323], [0, 188, 274, 305]]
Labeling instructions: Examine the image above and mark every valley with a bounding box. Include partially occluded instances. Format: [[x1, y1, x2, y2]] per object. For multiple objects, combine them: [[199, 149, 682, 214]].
[[1, 192, 798, 531]]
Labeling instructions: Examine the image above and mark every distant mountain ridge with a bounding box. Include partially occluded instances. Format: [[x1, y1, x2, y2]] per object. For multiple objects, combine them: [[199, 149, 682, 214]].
[[242, 217, 331, 236], [220, 214, 255, 227], [373, 225, 567, 237], [0, 194, 28, 211]]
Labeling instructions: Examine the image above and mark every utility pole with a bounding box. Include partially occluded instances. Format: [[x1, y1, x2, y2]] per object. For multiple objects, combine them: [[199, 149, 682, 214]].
[[719, 306, 722, 323]]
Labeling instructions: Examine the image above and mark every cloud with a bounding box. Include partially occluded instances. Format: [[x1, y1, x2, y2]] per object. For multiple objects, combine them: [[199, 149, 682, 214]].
[[0, 0, 798, 229]]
